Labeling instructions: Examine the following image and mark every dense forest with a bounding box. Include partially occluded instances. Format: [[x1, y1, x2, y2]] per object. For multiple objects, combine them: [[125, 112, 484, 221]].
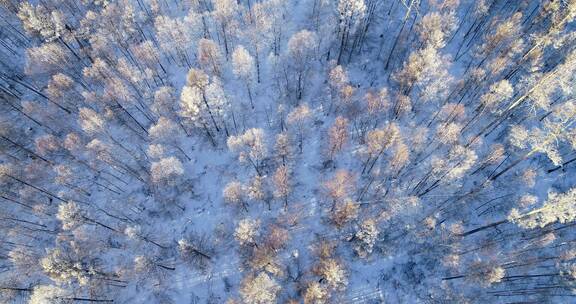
[[0, 0, 575, 303]]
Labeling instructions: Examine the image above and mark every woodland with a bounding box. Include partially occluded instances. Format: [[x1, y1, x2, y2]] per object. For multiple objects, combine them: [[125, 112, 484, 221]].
[[0, 0, 575, 303]]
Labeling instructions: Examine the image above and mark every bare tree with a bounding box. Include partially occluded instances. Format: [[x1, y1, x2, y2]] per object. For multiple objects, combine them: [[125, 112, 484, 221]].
[[326, 116, 349, 162], [232, 45, 256, 108], [313, 258, 348, 291], [223, 180, 248, 211], [273, 165, 291, 210], [235, 218, 260, 247], [239, 272, 281, 304], [286, 103, 312, 153], [287, 30, 318, 100], [509, 188, 576, 229], [228, 128, 267, 175], [198, 38, 224, 76]]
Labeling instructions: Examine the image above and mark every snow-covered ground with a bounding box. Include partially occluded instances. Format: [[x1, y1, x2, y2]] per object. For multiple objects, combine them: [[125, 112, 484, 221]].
[[0, 0, 575, 303]]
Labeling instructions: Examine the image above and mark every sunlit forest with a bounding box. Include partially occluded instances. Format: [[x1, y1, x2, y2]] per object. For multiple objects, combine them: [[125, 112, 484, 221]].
[[0, 0, 575, 303]]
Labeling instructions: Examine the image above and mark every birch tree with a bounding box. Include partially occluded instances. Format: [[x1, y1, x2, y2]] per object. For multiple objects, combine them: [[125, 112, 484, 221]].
[[232, 45, 256, 108], [287, 30, 318, 100], [227, 128, 267, 175], [509, 188, 576, 229]]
